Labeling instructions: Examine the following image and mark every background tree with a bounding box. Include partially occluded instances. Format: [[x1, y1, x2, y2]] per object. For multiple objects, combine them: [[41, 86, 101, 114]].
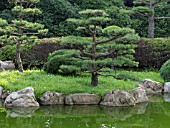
[[132, 0, 170, 38], [0, 0, 48, 72], [44, 9, 140, 86]]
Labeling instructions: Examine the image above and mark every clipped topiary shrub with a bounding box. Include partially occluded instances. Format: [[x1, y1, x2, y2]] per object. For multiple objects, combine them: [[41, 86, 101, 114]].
[[43, 49, 81, 75], [160, 59, 170, 81]]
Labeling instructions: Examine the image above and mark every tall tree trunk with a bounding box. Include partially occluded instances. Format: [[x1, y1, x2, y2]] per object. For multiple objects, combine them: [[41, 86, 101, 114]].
[[91, 72, 98, 86], [16, 41, 23, 72], [147, 2, 155, 38]]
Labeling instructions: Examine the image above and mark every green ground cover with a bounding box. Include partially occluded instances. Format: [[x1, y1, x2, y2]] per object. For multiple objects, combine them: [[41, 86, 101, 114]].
[[0, 70, 163, 97]]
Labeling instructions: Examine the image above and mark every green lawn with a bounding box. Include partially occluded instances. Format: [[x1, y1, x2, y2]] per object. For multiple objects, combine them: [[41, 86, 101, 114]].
[[0, 70, 163, 98]]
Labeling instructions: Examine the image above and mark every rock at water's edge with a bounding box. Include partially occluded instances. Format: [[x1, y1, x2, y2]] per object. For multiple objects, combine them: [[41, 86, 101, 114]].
[[4, 87, 39, 108], [40, 92, 66, 105], [139, 79, 163, 94], [164, 82, 170, 93], [129, 87, 149, 103], [65, 93, 101, 105], [100, 90, 136, 107]]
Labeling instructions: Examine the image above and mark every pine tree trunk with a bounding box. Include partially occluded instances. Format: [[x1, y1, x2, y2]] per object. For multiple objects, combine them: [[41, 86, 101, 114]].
[[16, 41, 23, 72], [147, 3, 155, 38], [91, 72, 98, 86]]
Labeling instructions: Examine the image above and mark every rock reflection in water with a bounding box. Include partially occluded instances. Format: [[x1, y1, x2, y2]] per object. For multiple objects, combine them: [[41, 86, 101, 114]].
[[101, 102, 148, 121], [40, 105, 103, 115], [147, 94, 163, 102], [0, 99, 2, 107], [163, 93, 170, 102], [6, 107, 39, 118]]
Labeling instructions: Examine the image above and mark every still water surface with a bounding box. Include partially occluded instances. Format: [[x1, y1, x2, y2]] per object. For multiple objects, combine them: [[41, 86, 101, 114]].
[[0, 94, 170, 128]]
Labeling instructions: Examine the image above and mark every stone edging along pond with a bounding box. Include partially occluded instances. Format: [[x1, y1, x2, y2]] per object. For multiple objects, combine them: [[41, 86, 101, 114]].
[[0, 79, 167, 108]]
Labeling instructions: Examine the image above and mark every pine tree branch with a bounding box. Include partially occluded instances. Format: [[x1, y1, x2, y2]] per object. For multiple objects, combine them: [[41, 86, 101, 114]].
[[23, 32, 39, 35], [12, 32, 22, 36], [94, 66, 103, 72], [154, 17, 170, 19], [97, 37, 117, 45], [134, 12, 150, 17], [79, 47, 93, 58], [12, 32, 39, 36], [98, 73, 116, 78], [136, 0, 150, 5], [96, 50, 116, 59], [85, 25, 93, 34]]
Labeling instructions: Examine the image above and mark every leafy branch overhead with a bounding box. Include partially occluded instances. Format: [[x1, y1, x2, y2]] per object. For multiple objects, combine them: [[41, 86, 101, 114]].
[[44, 9, 140, 86]]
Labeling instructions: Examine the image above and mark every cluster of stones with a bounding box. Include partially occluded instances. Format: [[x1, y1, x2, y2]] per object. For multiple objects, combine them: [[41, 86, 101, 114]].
[[0, 79, 168, 108]]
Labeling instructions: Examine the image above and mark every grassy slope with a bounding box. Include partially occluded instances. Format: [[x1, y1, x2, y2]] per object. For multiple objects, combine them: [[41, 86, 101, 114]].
[[0, 70, 163, 97]]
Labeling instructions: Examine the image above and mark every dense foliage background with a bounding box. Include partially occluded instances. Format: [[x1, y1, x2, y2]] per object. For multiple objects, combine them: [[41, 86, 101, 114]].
[[0, 0, 169, 38], [0, 0, 169, 70]]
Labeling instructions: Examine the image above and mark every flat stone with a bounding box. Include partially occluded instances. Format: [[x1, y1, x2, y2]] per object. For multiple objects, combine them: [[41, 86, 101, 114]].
[[40, 92, 66, 105], [65, 93, 101, 105]]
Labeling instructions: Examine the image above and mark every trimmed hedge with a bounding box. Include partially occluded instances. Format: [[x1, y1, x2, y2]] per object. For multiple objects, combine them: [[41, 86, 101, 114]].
[[0, 38, 62, 69], [1, 38, 170, 69], [135, 38, 170, 68]]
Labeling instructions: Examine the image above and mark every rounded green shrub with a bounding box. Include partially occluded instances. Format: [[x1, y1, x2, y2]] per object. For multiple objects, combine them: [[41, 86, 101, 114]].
[[160, 59, 170, 81], [43, 49, 81, 75]]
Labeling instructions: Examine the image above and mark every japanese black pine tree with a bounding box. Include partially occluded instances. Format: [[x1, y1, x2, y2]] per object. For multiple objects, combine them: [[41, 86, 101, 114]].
[[0, 0, 48, 72], [44, 9, 140, 86]]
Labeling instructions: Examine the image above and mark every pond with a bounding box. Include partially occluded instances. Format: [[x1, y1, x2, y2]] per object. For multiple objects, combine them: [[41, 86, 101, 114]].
[[0, 94, 170, 128]]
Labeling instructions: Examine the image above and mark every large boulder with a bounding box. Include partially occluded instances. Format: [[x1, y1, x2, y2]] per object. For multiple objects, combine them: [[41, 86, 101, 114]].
[[139, 79, 163, 94], [129, 87, 149, 103], [65, 93, 101, 105], [40, 92, 66, 105], [0, 86, 3, 99], [164, 82, 170, 93], [0, 60, 15, 71], [4, 87, 39, 108], [100, 90, 136, 107]]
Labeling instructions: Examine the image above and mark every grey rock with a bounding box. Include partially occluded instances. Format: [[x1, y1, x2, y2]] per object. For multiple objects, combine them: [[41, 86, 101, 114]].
[[40, 92, 66, 105], [1, 91, 10, 99], [0, 86, 3, 99], [0, 60, 15, 71], [65, 93, 101, 105], [100, 90, 136, 107], [139, 79, 163, 94], [4, 87, 39, 108], [129, 87, 149, 103], [164, 82, 170, 93]]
